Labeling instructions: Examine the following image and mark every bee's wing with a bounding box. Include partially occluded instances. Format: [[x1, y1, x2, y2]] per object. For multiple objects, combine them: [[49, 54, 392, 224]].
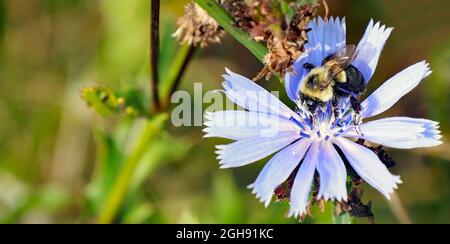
[[323, 44, 358, 78]]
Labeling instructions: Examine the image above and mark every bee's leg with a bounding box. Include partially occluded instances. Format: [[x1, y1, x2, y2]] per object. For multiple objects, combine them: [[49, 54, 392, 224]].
[[350, 96, 362, 114], [305, 99, 319, 113], [354, 120, 363, 135], [350, 96, 364, 135], [332, 96, 339, 118]]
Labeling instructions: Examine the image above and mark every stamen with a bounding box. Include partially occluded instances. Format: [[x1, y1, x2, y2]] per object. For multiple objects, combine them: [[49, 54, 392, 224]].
[[321, 109, 327, 122], [316, 131, 321, 138], [300, 132, 311, 138], [333, 129, 344, 137], [289, 117, 305, 130], [304, 116, 314, 130], [343, 115, 352, 126], [330, 118, 341, 130]]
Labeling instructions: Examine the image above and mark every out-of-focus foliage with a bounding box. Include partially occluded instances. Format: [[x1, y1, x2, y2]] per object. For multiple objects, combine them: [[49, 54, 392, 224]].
[[0, 0, 449, 224]]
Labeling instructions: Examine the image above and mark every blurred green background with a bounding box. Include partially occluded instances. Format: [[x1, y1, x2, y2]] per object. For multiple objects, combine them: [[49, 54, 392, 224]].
[[0, 0, 449, 224]]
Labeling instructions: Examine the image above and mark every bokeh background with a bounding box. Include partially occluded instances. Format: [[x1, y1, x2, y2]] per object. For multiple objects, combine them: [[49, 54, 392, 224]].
[[0, 0, 449, 224]]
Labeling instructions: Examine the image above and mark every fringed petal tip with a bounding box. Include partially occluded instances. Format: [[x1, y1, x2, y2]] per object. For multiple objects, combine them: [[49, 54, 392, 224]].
[[215, 144, 226, 150], [354, 117, 443, 149], [317, 193, 348, 203], [224, 67, 233, 75], [248, 183, 273, 208], [413, 119, 442, 143], [202, 128, 212, 138], [422, 61, 432, 78], [361, 61, 433, 119], [422, 119, 443, 142], [287, 206, 307, 219], [219, 163, 233, 169], [222, 68, 242, 84], [365, 19, 394, 41], [382, 175, 403, 200], [353, 19, 393, 83], [310, 16, 346, 27], [203, 112, 212, 123]]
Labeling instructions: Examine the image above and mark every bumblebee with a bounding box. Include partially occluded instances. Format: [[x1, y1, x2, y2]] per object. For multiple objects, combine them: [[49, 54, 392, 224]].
[[299, 44, 365, 114]]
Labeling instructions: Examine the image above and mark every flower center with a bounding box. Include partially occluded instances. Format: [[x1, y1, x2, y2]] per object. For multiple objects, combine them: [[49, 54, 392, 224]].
[[294, 97, 357, 140]]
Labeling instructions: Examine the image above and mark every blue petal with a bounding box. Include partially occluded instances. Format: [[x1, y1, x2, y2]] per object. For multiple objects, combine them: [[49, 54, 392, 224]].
[[334, 137, 402, 200], [204, 111, 300, 140], [353, 20, 393, 83], [216, 131, 300, 169], [223, 69, 301, 121], [249, 139, 312, 207], [361, 61, 431, 118], [316, 141, 347, 202], [344, 117, 442, 149], [285, 17, 346, 101], [288, 140, 320, 218]]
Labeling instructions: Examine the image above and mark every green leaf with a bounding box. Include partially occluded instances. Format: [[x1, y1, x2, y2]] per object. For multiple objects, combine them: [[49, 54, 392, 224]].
[[97, 114, 168, 223], [194, 0, 268, 63], [85, 125, 125, 215]]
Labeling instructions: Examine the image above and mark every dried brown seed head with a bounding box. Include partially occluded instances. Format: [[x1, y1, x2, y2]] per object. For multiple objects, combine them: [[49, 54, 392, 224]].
[[244, 1, 320, 81], [173, 2, 226, 48], [254, 36, 302, 81]]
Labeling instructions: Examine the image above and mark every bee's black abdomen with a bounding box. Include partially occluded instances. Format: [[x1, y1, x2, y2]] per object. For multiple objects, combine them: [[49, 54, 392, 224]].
[[335, 65, 366, 95]]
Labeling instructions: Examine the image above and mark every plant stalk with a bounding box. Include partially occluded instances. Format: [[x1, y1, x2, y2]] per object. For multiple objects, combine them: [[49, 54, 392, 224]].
[[161, 44, 196, 109], [98, 114, 167, 224], [150, 0, 161, 111]]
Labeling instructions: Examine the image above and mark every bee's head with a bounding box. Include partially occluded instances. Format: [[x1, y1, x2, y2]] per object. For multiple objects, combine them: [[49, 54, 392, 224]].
[[305, 67, 330, 91], [300, 67, 334, 103]]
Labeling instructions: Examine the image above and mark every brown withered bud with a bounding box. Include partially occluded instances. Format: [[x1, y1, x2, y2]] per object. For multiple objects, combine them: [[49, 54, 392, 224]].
[[370, 145, 396, 168], [274, 163, 299, 201], [254, 36, 302, 81], [222, 0, 255, 34], [287, 3, 319, 49], [223, 1, 320, 80], [356, 139, 397, 168], [173, 2, 225, 48], [252, 1, 319, 80], [335, 188, 375, 224]]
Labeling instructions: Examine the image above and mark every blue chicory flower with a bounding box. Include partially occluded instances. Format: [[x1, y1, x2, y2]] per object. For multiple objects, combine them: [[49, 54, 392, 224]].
[[204, 17, 442, 218]]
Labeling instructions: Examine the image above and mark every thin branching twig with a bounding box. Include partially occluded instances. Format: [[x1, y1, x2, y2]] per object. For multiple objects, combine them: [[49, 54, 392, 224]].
[[151, 0, 161, 111]]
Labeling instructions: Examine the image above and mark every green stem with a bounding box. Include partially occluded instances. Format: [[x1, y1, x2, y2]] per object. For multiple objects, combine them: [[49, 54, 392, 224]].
[[98, 114, 167, 224], [160, 44, 196, 108], [194, 0, 268, 63]]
